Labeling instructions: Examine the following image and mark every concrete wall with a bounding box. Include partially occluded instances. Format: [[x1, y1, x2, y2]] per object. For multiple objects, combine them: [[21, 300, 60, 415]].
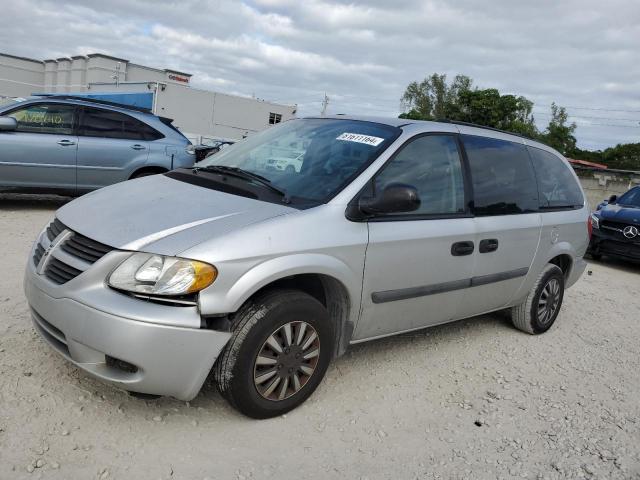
[[0, 54, 44, 97], [574, 169, 640, 209]]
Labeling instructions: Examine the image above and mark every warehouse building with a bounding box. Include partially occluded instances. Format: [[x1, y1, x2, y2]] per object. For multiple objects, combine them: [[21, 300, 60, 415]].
[[0, 52, 297, 142]]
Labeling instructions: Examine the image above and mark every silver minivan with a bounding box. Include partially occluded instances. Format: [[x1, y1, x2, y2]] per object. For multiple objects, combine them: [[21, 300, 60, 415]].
[[24, 116, 589, 418]]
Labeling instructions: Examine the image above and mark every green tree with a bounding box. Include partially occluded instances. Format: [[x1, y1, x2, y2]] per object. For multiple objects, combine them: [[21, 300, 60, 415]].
[[399, 73, 473, 121], [539, 103, 577, 156], [457, 89, 537, 138], [399, 73, 537, 138], [602, 143, 640, 170]]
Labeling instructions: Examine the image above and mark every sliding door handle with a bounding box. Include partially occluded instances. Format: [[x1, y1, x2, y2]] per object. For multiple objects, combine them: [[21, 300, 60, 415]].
[[479, 239, 499, 253], [451, 241, 474, 256]]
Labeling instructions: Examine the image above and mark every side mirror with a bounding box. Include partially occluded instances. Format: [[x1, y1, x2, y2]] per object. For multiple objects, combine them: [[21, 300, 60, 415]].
[[608, 194, 617, 205], [0, 117, 17, 132], [359, 183, 421, 216]]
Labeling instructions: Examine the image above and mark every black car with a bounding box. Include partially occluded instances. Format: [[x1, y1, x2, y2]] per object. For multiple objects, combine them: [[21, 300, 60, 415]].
[[194, 140, 234, 162], [589, 186, 640, 260]]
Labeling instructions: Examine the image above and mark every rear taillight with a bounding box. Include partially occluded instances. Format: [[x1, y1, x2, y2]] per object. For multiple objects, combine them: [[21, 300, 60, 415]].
[[587, 215, 593, 238]]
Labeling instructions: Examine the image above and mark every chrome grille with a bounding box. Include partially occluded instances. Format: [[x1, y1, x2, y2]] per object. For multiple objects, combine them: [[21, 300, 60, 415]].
[[34, 218, 114, 285], [44, 257, 83, 284], [46, 218, 66, 242], [601, 220, 640, 243], [33, 243, 45, 266], [61, 233, 112, 263]]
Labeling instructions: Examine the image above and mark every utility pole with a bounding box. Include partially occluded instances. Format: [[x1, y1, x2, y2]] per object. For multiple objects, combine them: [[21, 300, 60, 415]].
[[111, 62, 121, 88], [321, 92, 329, 116]]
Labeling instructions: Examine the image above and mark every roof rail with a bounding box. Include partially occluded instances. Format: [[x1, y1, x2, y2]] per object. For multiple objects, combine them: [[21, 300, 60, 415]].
[[435, 119, 532, 140], [34, 94, 153, 114]]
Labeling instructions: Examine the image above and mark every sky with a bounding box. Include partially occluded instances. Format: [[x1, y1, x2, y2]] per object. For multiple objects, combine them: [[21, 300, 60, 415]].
[[2, 0, 639, 150]]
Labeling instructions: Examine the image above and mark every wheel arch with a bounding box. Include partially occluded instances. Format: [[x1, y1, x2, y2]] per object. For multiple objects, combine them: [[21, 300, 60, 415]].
[[204, 254, 360, 358], [548, 253, 573, 280], [509, 242, 577, 306], [129, 165, 168, 179]]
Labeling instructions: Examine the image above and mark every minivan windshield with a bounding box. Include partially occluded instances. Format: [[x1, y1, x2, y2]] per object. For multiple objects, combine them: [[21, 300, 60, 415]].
[[197, 118, 401, 205]]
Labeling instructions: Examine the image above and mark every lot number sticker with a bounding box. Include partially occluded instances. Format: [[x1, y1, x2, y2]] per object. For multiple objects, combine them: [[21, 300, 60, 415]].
[[336, 132, 384, 147]]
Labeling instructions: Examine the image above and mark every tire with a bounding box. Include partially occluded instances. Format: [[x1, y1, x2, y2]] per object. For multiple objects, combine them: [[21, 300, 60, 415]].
[[285, 165, 296, 174], [588, 251, 602, 260], [511, 264, 565, 334], [214, 289, 334, 419]]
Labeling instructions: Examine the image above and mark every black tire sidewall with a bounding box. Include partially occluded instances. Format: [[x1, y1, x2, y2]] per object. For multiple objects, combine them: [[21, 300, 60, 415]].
[[529, 266, 565, 334], [229, 294, 333, 418]]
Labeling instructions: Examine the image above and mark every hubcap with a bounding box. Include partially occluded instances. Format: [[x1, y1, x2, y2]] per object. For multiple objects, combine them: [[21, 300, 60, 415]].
[[253, 321, 320, 401], [537, 278, 561, 325]]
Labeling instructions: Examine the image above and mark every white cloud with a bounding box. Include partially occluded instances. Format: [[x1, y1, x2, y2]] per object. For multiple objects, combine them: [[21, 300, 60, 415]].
[[1, 0, 639, 148]]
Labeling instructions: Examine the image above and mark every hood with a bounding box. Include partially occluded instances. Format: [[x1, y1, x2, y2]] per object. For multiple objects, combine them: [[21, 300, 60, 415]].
[[597, 203, 640, 225], [56, 174, 296, 256]]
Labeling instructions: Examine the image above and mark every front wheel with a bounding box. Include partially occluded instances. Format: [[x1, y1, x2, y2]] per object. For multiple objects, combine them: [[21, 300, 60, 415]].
[[214, 290, 333, 418], [511, 264, 565, 334]]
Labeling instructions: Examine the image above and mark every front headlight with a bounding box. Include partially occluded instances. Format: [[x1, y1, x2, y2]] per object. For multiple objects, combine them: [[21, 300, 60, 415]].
[[108, 253, 217, 296], [591, 213, 600, 229]]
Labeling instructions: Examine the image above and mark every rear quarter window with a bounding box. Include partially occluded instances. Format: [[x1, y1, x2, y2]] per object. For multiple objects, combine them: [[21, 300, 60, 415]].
[[79, 107, 163, 141], [462, 135, 539, 215], [528, 147, 584, 209]]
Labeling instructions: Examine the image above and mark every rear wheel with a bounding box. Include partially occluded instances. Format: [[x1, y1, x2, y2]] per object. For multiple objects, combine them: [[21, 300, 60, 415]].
[[214, 289, 333, 418], [511, 264, 565, 334]]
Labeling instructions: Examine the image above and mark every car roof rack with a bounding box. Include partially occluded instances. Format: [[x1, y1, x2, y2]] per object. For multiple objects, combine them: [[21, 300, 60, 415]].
[[34, 94, 153, 114], [435, 119, 532, 140]]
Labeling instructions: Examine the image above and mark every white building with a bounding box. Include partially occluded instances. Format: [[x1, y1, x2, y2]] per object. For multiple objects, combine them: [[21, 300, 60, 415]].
[[0, 52, 297, 142]]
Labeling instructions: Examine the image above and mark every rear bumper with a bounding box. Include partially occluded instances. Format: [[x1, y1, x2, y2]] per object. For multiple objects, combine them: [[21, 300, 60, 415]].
[[567, 256, 587, 288], [24, 257, 230, 401]]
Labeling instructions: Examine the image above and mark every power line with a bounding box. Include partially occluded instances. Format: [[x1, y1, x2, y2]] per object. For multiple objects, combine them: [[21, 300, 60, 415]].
[[535, 102, 640, 114], [533, 110, 640, 123]]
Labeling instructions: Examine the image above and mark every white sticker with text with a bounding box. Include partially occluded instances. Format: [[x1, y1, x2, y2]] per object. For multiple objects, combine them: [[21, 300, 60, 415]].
[[336, 132, 384, 147]]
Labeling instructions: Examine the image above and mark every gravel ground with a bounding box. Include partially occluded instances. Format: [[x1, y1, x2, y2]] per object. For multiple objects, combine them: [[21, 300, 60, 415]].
[[1, 193, 639, 480]]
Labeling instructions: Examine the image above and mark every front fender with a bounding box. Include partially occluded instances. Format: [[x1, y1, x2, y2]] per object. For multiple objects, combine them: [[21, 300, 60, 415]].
[[199, 253, 361, 316]]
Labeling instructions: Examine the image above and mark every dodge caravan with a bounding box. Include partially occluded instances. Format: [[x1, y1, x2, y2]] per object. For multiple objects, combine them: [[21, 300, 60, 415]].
[[24, 116, 589, 418]]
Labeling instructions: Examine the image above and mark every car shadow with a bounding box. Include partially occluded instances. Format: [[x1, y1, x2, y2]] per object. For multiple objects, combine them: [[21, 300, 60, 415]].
[[338, 309, 513, 362], [0, 193, 72, 210], [586, 255, 640, 274], [190, 309, 515, 417]]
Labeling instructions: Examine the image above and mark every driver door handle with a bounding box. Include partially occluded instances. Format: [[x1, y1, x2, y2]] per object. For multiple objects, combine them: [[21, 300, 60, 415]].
[[451, 241, 474, 256], [131, 144, 146, 150], [57, 139, 76, 146]]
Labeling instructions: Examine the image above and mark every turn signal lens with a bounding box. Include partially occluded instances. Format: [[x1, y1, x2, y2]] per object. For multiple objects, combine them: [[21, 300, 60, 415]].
[[108, 253, 217, 296]]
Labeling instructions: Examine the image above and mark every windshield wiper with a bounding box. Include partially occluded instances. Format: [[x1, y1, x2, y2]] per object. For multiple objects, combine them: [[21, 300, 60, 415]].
[[192, 165, 290, 203]]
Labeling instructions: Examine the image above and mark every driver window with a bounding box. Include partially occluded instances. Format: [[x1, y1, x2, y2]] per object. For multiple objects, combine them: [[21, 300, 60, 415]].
[[8, 103, 75, 134], [373, 134, 466, 216]]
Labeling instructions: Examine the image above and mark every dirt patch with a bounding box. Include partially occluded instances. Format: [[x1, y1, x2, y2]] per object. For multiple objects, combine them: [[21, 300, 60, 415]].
[[1, 194, 639, 479]]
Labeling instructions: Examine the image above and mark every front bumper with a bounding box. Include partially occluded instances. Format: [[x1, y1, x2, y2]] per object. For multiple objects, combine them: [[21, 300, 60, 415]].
[[24, 240, 231, 401], [589, 228, 640, 260]]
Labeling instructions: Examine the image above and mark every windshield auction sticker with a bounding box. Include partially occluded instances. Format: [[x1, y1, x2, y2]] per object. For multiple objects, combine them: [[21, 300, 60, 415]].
[[336, 133, 384, 146]]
